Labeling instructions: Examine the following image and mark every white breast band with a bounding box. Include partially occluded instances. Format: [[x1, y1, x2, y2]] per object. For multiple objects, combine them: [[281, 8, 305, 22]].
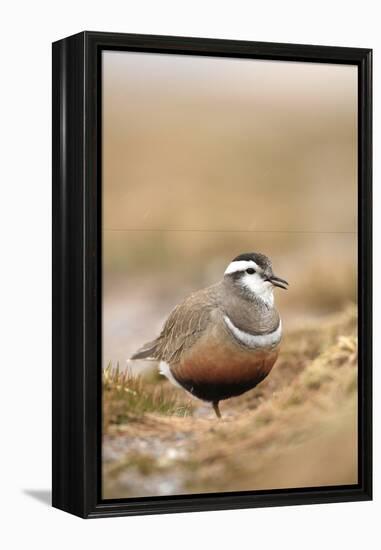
[[223, 315, 282, 349]]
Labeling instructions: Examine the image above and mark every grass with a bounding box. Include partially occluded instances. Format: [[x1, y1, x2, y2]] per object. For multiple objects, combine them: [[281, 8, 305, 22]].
[[102, 364, 193, 432], [102, 305, 358, 498]]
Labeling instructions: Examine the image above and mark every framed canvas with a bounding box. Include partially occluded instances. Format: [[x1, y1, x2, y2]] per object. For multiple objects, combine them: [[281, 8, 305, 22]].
[[52, 31, 372, 518]]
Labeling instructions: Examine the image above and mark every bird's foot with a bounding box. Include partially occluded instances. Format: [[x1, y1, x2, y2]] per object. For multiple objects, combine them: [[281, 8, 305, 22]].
[[212, 401, 222, 419]]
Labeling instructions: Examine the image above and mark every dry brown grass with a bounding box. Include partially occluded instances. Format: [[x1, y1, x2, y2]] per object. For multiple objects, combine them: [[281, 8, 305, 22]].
[[102, 365, 193, 432], [103, 305, 357, 498]]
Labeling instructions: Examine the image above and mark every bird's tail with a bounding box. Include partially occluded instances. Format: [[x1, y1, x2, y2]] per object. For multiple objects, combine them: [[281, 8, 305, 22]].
[[130, 339, 158, 360]]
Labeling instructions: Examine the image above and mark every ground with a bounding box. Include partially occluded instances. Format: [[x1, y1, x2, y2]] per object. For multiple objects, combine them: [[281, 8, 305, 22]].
[[102, 305, 357, 499]]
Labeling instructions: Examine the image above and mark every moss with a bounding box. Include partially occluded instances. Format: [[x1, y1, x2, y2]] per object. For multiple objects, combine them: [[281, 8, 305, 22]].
[[255, 407, 275, 426], [282, 390, 305, 408], [106, 452, 157, 477], [345, 370, 358, 395], [301, 365, 333, 390]]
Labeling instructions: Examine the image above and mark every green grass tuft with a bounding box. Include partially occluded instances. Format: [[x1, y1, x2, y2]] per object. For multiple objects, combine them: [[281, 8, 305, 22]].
[[103, 364, 193, 431]]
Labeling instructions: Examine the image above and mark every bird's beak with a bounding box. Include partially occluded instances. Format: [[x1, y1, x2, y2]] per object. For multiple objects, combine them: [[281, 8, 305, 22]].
[[268, 274, 289, 290]]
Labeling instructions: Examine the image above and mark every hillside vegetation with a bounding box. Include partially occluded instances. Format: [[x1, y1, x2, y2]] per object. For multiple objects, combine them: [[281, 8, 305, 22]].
[[102, 305, 357, 499]]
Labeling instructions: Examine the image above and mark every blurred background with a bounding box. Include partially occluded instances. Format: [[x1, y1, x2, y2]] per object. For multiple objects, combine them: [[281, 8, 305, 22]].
[[102, 51, 357, 367]]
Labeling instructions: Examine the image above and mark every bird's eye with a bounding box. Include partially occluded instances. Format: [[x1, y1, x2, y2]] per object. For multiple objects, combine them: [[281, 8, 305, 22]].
[[246, 268, 255, 275]]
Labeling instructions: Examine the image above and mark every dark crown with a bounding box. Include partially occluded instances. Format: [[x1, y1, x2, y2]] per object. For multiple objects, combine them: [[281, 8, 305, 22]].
[[232, 252, 272, 271]]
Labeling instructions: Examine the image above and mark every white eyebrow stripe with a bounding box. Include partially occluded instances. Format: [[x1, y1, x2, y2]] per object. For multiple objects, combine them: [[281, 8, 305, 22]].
[[223, 315, 282, 349], [224, 260, 260, 275]]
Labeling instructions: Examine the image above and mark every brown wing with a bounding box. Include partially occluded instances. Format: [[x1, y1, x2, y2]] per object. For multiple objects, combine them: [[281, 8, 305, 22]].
[[130, 338, 160, 360], [152, 285, 219, 365]]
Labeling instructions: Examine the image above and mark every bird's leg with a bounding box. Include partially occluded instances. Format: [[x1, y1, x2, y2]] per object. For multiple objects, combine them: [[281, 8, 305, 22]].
[[212, 401, 222, 419]]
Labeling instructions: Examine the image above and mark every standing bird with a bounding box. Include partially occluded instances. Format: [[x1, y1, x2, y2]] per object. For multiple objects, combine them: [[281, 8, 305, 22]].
[[130, 252, 288, 418]]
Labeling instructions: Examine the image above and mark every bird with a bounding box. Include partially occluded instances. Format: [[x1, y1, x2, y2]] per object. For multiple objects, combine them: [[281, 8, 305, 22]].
[[130, 252, 288, 418]]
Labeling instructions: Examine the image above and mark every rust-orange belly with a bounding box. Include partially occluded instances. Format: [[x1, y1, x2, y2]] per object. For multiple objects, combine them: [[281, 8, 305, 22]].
[[171, 321, 279, 402]]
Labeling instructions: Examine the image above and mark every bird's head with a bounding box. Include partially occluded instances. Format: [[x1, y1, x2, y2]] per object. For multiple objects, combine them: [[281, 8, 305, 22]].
[[224, 252, 288, 306]]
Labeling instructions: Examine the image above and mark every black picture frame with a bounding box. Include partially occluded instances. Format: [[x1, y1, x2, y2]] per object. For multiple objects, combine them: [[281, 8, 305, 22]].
[[52, 31, 372, 519]]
